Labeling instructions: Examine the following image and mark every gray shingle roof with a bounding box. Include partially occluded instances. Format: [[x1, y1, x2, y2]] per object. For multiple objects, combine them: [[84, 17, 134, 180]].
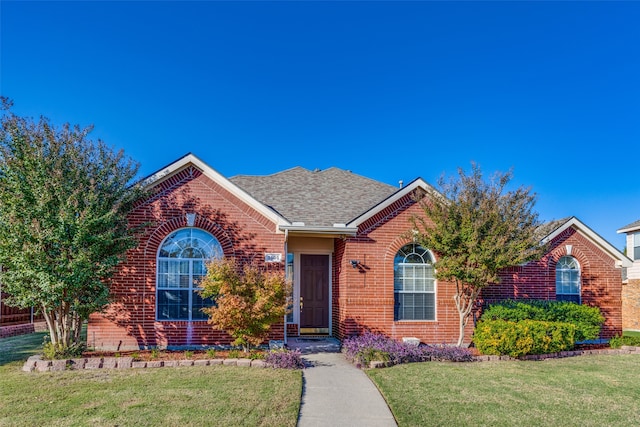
[[619, 219, 640, 232], [230, 167, 398, 227]]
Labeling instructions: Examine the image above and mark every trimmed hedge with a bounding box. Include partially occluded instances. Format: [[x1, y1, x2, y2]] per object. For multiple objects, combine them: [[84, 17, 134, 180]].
[[480, 300, 604, 342], [474, 319, 576, 357]]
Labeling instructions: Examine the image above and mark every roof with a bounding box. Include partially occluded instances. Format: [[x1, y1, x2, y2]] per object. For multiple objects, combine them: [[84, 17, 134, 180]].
[[230, 167, 399, 227], [617, 219, 640, 234], [542, 216, 632, 268]]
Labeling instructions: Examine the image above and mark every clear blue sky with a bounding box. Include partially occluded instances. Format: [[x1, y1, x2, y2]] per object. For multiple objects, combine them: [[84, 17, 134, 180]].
[[2, 1, 639, 249]]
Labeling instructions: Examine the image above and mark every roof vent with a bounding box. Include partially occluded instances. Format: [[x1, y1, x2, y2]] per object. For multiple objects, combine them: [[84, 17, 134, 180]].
[[313, 168, 321, 173], [399, 180, 404, 188]]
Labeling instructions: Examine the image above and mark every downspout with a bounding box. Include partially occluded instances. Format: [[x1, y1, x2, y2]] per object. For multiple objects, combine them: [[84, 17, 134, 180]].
[[283, 228, 289, 346]]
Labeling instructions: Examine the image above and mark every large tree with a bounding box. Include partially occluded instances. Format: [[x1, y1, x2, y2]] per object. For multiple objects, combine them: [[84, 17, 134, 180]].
[[412, 163, 545, 347], [0, 98, 144, 353]]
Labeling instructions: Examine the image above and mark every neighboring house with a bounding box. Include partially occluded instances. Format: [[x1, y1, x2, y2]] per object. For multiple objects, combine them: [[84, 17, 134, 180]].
[[87, 154, 630, 350], [617, 219, 640, 331]]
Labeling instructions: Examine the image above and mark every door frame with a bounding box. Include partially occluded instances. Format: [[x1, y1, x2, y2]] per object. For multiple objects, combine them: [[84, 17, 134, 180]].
[[292, 251, 332, 336]]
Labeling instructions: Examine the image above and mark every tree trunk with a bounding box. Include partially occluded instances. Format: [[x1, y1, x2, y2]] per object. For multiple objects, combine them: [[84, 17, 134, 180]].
[[453, 280, 480, 347]]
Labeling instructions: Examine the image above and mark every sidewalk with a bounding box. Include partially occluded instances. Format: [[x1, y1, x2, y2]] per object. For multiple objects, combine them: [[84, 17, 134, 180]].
[[289, 339, 397, 427]]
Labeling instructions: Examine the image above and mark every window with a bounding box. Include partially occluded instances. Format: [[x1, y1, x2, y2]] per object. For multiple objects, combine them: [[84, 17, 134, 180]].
[[556, 256, 580, 303], [634, 233, 640, 261], [394, 244, 435, 320], [156, 228, 223, 321]]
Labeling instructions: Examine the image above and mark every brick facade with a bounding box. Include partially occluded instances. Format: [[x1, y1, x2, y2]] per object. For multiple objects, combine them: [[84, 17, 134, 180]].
[[88, 165, 285, 350], [485, 226, 624, 339], [87, 158, 625, 349], [333, 194, 474, 344], [623, 279, 640, 331]]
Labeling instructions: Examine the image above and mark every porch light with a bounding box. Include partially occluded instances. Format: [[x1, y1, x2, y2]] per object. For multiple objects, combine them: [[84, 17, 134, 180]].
[[350, 260, 360, 268]]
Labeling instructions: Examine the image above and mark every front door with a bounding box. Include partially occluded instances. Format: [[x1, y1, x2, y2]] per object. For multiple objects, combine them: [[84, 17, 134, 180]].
[[300, 254, 329, 334]]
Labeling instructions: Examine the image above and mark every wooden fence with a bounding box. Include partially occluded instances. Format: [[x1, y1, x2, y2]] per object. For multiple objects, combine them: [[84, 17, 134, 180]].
[[0, 292, 43, 326]]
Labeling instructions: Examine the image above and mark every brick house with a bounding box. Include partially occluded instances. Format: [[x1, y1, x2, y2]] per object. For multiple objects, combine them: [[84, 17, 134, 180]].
[[617, 219, 640, 331], [87, 154, 631, 350]]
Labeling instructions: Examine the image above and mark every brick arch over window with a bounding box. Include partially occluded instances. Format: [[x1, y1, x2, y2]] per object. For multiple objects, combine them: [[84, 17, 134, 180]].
[[549, 245, 590, 304], [143, 215, 235, 260]]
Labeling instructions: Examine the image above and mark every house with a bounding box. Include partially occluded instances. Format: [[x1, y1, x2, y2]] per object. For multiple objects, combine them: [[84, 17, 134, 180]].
[[617, 219, 640, 331], [87, 154, 631, 350]]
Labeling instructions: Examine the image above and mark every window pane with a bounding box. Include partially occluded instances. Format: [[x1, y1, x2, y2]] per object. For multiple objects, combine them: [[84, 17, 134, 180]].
[[191, 291, 214, 320], [157, 290, 189, 320]]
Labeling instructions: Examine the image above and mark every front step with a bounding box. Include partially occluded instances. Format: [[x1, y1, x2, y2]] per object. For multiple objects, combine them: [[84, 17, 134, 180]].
[[286, 337, 341, 354]]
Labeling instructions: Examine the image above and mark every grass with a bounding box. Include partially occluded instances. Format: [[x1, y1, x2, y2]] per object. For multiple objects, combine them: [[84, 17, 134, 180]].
[[0, 332, 302, 427], [367, 356, 640, 427], [623, 330, 640, 338]]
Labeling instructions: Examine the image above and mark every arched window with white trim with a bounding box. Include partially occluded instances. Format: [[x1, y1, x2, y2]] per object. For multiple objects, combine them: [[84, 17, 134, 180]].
[[156, 228, 223, 321], [394, 243, 436, 321], [556, 256, 581, 303]]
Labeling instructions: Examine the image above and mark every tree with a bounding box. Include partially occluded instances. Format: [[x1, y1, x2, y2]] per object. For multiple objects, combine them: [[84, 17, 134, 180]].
[[411, 163, 545, 347], [199, 259, 290, 352], [0, 98, 144, 354]]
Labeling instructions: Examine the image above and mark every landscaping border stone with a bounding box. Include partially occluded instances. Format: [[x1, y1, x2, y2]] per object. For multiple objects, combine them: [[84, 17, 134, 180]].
[[22, 354, 273, 372]]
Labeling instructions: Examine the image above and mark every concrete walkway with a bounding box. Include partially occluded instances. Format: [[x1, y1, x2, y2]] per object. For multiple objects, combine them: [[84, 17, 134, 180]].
[[289, 339, 397, 427]]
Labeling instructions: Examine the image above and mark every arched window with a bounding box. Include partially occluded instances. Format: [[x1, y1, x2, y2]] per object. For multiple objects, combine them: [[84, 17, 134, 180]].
[[156, 228, 223, 321], [556, 256, 581, 303], [394, 243, 436, 321]]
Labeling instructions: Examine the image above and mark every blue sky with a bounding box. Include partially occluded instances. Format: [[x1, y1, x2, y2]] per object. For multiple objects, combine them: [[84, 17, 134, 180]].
[[2, 1, 639, 249]]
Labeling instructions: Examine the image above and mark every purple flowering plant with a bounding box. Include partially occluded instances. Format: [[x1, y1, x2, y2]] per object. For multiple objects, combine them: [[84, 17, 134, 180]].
[[264, 348, 305, 369], [342, 331, 473, 367]]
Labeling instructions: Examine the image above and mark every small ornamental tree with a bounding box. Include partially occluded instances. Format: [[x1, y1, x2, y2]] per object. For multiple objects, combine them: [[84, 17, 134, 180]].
[[200, 258, 290, 352], [411, 163, 545, 347], [0, 98, 145, 354]]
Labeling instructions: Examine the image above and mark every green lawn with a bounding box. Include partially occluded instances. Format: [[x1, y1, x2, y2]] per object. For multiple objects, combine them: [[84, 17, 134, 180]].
[[0, 333, 302, 427], [368, 356, 640, 427], [624, 330, 640, 338]]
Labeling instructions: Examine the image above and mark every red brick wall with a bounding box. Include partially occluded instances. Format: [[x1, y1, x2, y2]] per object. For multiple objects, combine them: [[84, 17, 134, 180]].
[[622, 279, 640, 331], [334, 198, 623, 344], [485, 226, 623, 339], [334, 194, 474, 345], [88, 166, 285, 350]]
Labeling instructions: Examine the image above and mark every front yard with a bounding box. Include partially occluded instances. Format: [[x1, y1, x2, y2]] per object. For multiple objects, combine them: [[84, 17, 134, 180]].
[[0, 332, 302, 427], [368, 355, 640, 427]]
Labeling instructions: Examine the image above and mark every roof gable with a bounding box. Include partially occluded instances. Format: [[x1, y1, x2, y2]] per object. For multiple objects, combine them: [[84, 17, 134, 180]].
[[543, 216, 632, 268], [141, 153, 289, 228]]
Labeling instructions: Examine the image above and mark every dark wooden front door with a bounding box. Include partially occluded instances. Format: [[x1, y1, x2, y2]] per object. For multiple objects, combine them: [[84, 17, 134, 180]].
[[300, 254, 329, 332]]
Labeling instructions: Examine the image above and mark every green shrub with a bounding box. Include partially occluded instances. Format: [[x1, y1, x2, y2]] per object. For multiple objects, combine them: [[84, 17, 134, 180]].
[[610, 335, 640, 349], [206, 348, 217, 358], [481, 300, 604, 341], [228, 349, 242, 359], [42, 337, 85, 360], [474, 319, 576, 357]]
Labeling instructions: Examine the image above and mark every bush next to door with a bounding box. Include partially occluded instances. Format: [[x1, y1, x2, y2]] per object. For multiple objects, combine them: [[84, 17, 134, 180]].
[[474, 319, 576, 357], [481, 300, 604, 342]]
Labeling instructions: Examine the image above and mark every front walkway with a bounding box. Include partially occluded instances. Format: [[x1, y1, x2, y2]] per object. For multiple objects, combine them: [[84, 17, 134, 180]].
[[288, 338, 397, 427]]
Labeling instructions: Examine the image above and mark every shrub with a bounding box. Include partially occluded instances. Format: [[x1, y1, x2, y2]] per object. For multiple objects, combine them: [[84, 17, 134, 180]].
[[206, 348, 217, 358], [42, 336, 85, 360], [228, 349, 241, 359], [481, 300, 604, 341], [342, 332, 473, 367], [474, 319, 575, 357], [609, 335, 640, 349], [265, 349, 305, 369]]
